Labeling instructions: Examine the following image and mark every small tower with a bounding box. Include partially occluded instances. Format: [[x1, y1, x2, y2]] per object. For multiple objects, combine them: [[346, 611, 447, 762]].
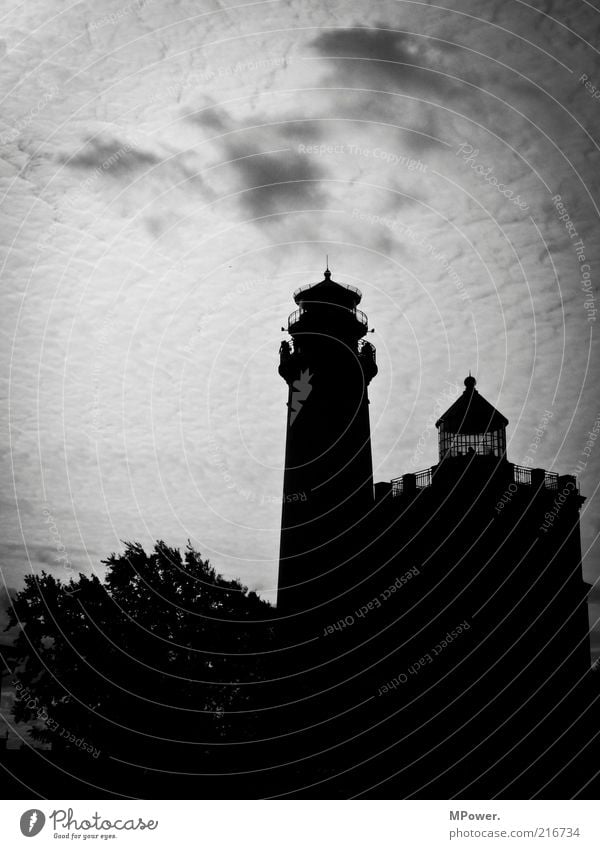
[[436, 375, 508, 461], [277, 268, 377, 616]]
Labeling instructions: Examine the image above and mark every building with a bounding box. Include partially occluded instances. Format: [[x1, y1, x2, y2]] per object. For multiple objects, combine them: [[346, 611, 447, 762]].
[[276, 270, 594, 797], [277, 267, 377, 624]]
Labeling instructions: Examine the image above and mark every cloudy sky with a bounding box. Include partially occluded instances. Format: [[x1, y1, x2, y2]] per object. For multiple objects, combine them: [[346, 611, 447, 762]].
[[1, 0, 599, 653]]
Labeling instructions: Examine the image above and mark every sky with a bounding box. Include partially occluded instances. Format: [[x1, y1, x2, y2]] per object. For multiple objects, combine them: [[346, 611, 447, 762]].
[[0, 0, 599, 657]]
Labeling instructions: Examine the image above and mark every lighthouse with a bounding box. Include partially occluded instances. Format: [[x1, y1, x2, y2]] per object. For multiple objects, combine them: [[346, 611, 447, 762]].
[[277, 268, 377, 618]]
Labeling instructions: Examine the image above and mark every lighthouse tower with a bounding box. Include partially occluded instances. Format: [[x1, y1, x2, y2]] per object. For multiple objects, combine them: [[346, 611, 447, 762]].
[[277, 268, 377, 617]]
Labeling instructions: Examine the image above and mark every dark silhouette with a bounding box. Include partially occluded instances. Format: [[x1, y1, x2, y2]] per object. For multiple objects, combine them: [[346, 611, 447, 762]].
[[274, 269, 597, 798], [2, 269, 597, 799], [278, 267, 377, 622], [3, 541, 275, 797]]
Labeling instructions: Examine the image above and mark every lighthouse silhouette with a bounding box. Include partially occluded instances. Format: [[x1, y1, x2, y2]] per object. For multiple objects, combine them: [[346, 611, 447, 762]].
[[277, 266, 377, 620], [272, 268, 594, 797]]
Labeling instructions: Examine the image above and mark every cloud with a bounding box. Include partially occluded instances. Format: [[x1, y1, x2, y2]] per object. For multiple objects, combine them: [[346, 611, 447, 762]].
[[189, 105, 328, 219], [308, 25, 462, 151], [228, 147, 327, 217], [310, 25, 463, 96], [0, 542, 90, 581], [59, 136, 160, 177]]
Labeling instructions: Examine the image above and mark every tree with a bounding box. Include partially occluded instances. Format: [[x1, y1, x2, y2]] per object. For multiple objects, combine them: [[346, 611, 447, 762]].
[[6, 541, 274, 771]]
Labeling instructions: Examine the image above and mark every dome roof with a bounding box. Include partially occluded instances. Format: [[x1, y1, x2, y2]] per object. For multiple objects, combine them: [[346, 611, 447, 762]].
[[293, 268, 362, 307], [435, 376, 508, 433]]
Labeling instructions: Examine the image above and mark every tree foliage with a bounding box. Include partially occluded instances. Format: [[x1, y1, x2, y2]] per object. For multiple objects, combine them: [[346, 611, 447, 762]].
[[6, 541, 274, 765]]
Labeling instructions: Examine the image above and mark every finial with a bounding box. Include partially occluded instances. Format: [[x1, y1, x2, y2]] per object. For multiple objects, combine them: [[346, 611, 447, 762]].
[[324, 256, 331, 280], [464, 373, 476, 391]]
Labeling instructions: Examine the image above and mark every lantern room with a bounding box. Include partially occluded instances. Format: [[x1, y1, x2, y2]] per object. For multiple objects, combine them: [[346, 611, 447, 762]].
[[435, 375, 508, 461]]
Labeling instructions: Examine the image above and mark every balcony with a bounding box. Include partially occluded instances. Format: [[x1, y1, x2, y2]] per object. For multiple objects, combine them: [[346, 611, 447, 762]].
[[390, 462, 569, 498], [287, 305, 369, 333], [512, 464, 560, 490], [391, 467, 433, 497]]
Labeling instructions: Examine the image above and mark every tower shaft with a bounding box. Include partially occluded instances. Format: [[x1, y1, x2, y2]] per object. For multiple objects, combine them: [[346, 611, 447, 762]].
[[277, 271, 377, 618]]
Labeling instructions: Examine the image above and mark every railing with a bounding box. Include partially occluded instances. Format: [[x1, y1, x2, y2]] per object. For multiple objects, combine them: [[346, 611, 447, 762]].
[[293, 281, 362, 299], [287, 308, 303, 329], [355, 308, 369, 328], [512, 464, 531, 486], [391, 477, 404, 497], [512, 464, 559, 490], [358, 340, 376, 360], [287, 305, 369, 331], [391, 467, 433, 497], [415, 468, 433, 489], [390, 463, 567, 499]]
